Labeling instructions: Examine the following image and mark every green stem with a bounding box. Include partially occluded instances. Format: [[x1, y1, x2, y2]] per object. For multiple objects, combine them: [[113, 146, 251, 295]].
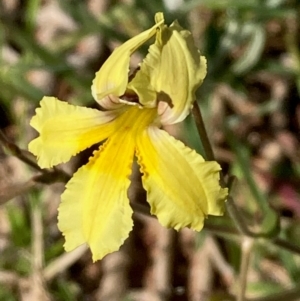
[[248, 285, 300, 301], [131, 200, 300, 256], [192, 101, 215, 161], [271, 238, 300, 257], [192, 103, 256, 238]]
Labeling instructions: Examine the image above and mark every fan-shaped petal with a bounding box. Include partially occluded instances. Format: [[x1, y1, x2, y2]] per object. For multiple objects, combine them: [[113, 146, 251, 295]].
[[58, 132, 135, 261], [136, 126, 227, 231], [129, 14, 206, 124], [29, 97, 117, 168], [91, 18, 164, 109]]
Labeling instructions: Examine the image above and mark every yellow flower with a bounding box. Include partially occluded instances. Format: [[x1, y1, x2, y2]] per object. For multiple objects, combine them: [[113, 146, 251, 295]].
[[28, 13, 227, 261]]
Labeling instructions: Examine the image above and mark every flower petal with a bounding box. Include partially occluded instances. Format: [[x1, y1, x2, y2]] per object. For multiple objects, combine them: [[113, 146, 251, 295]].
[[58, 132, 135, 261], [91, 17, 164, 109], [129, 15, 207, 124], [136, 127, 227, 231], [29, 97, 117, 168]]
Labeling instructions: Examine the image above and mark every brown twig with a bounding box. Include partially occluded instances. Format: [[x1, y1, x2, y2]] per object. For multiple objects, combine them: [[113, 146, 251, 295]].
[[143, 216, 174, 301], [0, 271, 20, 286], [0, 170, 71, 205], [180, 229, 213, 301], [0, 179, 36, 205], [96, 241, 131, 301], [206, 236, 235, 289], [28, 199, 51, 301], [238, 237, 254, 301], [0, 129, 42, 172], [43, 245, 88, 281], [0, 130, 70, 184]]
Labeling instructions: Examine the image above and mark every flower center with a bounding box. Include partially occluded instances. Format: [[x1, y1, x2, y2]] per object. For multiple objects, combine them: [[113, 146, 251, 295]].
[[114, 106, 158, 136]]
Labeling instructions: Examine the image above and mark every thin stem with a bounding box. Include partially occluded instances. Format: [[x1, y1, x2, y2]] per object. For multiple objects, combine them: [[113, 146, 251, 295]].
[[0, 129, 71, 186], [248, 285, 300, 301], [238, 237, 254, 301], [43, 245, 88, 281], [271, 238, 300, 256], [204, 222, 240, 238], [225, 178, 261, 238], [193, 103, 251, 236], [207, 236, 234, 288], [0, 179, 36, 205], [225, 197, 255, 237], [192, 101, 215, 161], [191, 102, 300, 256], [30, 196, 50, 300], [32, 169, 71, 184], [131, 200, 300, 256], [0, 129, 42, 172]]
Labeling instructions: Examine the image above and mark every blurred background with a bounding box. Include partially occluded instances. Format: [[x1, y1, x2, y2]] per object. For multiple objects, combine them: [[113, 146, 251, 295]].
[[1, 0, 300, 300]]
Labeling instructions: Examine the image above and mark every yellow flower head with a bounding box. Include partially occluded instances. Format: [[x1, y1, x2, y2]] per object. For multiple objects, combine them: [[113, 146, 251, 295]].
[[29, 13, 227, 261]]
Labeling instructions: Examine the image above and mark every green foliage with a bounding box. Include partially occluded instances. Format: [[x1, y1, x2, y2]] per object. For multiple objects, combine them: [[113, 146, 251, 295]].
[[1, 0, 300, 300], [6, 205, 31, 248]]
